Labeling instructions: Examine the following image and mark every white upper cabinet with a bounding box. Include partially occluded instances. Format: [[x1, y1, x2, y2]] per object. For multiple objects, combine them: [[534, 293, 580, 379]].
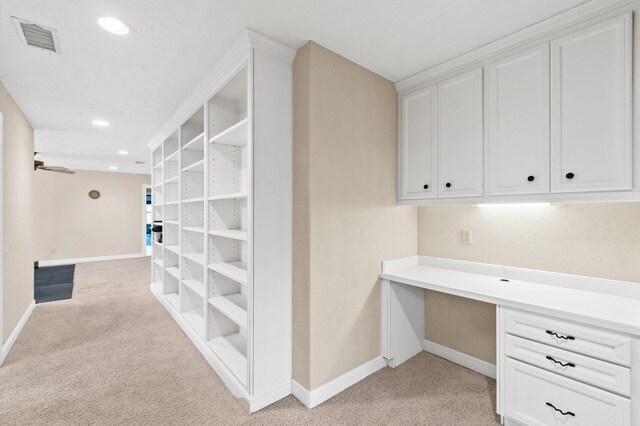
[[400, 85, 438, 199], [489, 45, 550, 195], [551, 13, 632, 193], [437, 68, 484, 197]]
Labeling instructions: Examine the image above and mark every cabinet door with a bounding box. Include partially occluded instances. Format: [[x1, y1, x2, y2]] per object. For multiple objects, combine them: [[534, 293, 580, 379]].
[[400, 86, 437, 199], [437, 69, 483, 197], [551, 13, 632, 193], [489, 45, 550, 195]]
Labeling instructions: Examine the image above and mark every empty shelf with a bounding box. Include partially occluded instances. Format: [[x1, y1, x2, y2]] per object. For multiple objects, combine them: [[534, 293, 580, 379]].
[[165, 200, 179, 206], [209, 118, 248, 146], [182, 309, 204, 335], [165, 245, 180, 254], [208, 192, 247, 201], [207, 334, 247, 384], [182, 159, 205, 173], [153, 163, 162, 169], [164, 220, 179, 225], [165, 150, 180, 162], [182, 197, 205, 204], [153, 182, 162, 188], [165, 292, 180, 310], [182, 132, 205, 151], [209, 293, 247, 329], [208, 261, 247, 285], [153, 259, 164, 268], [182, 279, 205, 298], [166, 267, 181, 280], [165, 175, 179, 184], [183, 252, 205, 265], [183, 226, 205, 233], [209, 229, 248, 242]]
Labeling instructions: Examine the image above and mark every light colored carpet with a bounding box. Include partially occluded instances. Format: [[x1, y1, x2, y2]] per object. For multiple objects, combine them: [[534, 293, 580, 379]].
[[0, 257, 500, 425]]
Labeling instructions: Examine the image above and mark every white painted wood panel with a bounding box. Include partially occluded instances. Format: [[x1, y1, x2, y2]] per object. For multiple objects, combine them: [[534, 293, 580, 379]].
[[504, 358, 630, 426], [551, 13, 632, 193], [489, 45, 550, 195], [401, 86, 437, 199], [437, 68, 483, 197]]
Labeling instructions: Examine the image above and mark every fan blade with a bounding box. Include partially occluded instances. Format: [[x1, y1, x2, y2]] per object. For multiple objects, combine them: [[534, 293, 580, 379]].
[[40, 166, 76, 175]]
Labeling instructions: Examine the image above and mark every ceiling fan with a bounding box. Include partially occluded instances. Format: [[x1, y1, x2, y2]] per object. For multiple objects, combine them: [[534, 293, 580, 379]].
[[33, 152, 75, 174]]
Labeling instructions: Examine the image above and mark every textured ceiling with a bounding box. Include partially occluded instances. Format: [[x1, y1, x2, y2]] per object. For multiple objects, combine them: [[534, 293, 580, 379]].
[[1, 0, 588, 174]]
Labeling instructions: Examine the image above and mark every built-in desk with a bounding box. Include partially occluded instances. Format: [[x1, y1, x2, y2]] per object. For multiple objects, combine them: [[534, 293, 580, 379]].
[[381, 256, 640, 426]]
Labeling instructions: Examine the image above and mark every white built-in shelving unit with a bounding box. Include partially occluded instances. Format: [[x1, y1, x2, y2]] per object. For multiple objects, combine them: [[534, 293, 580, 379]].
[[149, 30, 293, 412]]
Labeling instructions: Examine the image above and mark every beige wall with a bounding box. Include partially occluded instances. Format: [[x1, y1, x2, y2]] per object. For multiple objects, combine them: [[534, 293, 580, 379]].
[[293, 42, 417, 390], [33, 170, 150, 261], [1, 82, 34, 343], [418, 202, 640, 363]]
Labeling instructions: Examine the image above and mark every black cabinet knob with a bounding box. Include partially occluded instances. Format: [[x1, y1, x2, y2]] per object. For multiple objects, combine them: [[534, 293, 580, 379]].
[[566, 172, 575, 180], [527, 175, 535, 182], [445, 182, 451, 188], [423, 184, 429, 189]]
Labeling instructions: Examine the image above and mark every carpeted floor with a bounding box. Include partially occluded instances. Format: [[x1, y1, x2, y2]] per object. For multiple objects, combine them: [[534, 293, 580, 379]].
[[0, 257, 500, 425]]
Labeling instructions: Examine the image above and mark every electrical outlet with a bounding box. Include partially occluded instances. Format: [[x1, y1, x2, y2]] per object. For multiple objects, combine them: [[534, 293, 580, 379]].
[[462, 230, 472, 245]]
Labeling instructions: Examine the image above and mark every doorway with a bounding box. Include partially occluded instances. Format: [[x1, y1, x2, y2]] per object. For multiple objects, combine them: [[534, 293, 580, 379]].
[[143, 185, 152, 256]]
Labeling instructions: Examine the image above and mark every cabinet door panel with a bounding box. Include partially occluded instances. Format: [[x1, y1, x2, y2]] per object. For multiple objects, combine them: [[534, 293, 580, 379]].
[[489, 45, 550, 195], [437, 69, 483, 197], [551, 13, 632, 192], [401, 86, 438, 199]]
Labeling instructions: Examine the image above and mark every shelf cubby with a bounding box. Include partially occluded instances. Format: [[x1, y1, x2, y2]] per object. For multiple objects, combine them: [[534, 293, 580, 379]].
[[209, 293, 247, 329], [208, 143, 247, 197], [182, 170, 205, 200], [164, 272, 180, 306], [207, 304, 247, 385], [164, 160, 180, 183], [153, 147, 163, 167], [181, 106, 205, 147], [163, 131, 180, 160], [181, 281, 205, 336]]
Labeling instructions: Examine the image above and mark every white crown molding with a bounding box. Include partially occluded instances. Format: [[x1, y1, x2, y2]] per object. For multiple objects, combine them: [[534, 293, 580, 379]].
[[1, 300, 35, 366], [146, 29, 296, 151], [292, 356, 386, 408], [396, 0, 636, 92], [247, 28, 297, 63], [38, 252, 147, 267]]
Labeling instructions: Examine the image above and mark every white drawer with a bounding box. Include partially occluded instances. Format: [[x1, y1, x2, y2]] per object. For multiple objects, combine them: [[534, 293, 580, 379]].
[[505, 334, 631, 396], [505, 358, 630, 426], [503, 308, 631, 366]]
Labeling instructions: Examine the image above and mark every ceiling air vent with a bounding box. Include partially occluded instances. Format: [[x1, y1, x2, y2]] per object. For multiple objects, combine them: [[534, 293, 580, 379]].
[[12, 17, 60, 53], [135, 161, 145, 165]]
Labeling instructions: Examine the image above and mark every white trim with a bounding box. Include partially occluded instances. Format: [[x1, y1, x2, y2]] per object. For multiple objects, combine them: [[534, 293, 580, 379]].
[[291, 356, 387, 408], [0, 112, 3, 348], [0, 300, 35, 366], [396, 0, 634, 92], [423, 339, 496, 379], [38, 253, 147, 267]]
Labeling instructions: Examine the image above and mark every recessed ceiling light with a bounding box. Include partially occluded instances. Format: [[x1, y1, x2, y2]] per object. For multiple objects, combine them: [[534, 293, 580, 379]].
[[118, 150, 129, 155], [97, 16, 130, 35], [92, 119, 109, 127], [109, 166, 118, 170]]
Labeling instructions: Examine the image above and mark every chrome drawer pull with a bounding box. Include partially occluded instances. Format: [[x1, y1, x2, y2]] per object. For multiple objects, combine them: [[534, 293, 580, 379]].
[[545, 355, 575, 368], [545, 330, 575, 340], [546, 402, 575, 417]]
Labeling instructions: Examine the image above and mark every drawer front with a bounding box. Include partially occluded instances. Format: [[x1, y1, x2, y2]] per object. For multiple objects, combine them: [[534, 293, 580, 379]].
[[505, 334, 631, 396], [504, 308, 631, 366], [505, 358, 630, 426]]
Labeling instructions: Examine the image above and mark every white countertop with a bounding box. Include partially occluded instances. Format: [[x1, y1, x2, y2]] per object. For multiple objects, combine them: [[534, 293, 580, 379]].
[[381, 256, 640, 336]]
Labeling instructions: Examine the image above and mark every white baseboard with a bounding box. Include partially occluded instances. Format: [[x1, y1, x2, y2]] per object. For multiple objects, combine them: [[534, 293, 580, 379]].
[[1, 299, 35, 366], [39, 252, 148, 267], [292, 356, 387, 408], [423, 339, 496, 379]]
